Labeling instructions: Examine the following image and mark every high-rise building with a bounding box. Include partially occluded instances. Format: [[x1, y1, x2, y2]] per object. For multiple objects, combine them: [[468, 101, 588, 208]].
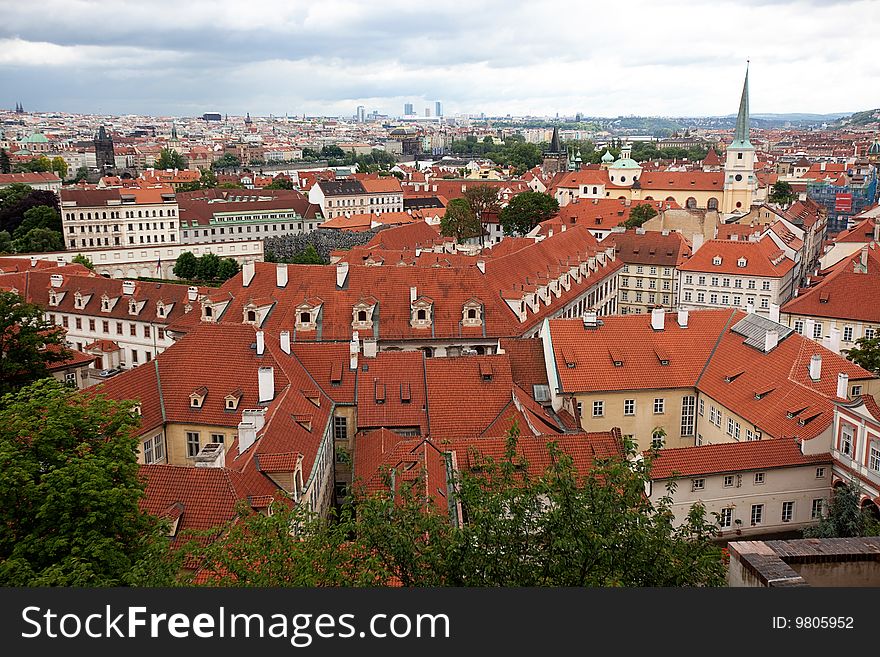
[[425, 107, 431, 117], [356, 105, 365, 123], [435, 101, 442, 118], [404, 103, 414, 116]]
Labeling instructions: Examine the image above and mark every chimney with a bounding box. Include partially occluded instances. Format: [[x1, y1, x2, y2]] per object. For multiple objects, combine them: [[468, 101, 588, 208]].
[[746, 301, 755, 315], [336, 262, 349, 288], [280, 330, 291, 354], [258, 366, 275, 403], [827, 326, 841, 354], [764, 329, 779, 352], [651, 307, 665, 331], [809, 354, 822, 381], [237, 408, 267, 454], [805, 318, 816, 340], [410, 286, 418, 303], [363, 337, 378, 358], [476, 259, 486, 274], [49, 273, 63, 288], [677, 308, 689, 328], [768, 303, 780, 323], [30, 256, 37, 268], [187, 285, 198, 301], [350, 331, 360, 370], [194, 442, 225, 468], [255, 330, 265, 356], [837, 372, 850, 399], [242, 260, 255, 287], [873, 220, 879, 243], [276, 263, 288, 288], [583, 310, 598, 328], [122, 280, 135, 295], [692, 233, 704, 251], [860, 246, 869, 271]]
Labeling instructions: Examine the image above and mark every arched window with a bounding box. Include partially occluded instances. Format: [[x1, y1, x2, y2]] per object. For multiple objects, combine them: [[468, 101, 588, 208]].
[[467, 308, 477, 319], [686, 197, 697, 209], [665, 196, 675, 202], [417, 309, 427, 321], [246, 310, 256, 322], [358, 310, 367, 322], [707, 197, 719, 210]]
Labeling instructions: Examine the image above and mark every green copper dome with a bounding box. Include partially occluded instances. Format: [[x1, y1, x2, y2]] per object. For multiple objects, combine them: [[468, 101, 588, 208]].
[[610, 157, 641, 169], [601, 149, 614, 163]]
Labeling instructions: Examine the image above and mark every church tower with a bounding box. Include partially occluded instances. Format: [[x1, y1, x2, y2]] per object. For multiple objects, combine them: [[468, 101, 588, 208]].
[[94, 125, 115, 172], [542, 126, 567, 175], [722, 65, 756, 214]]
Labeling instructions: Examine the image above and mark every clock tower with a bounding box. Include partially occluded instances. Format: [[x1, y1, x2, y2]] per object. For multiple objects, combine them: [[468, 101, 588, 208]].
[[722, 66, 756, 215]]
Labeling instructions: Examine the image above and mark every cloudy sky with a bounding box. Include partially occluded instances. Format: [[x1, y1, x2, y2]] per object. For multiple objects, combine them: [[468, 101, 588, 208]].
[[1, 0, 877, 119]]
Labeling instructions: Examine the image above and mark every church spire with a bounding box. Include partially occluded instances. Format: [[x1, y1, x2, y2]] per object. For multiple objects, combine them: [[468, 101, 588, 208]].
[[549, 126, 561, 152], [733, 63, 751, 147]]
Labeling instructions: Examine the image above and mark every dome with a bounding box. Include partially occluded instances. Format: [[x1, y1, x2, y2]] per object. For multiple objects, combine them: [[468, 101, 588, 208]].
[[389, 126, 418, 137], [24, 133, 49, 143], [610, 157, 641, 169], [601, 150, 614, 163]]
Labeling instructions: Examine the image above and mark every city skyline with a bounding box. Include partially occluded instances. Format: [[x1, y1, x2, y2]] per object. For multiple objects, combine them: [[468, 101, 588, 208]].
[[1, 0, 878, 118]]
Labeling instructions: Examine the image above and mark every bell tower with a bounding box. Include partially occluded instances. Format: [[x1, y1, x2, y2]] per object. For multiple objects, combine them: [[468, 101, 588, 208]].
[[722, 64, 756, 214]]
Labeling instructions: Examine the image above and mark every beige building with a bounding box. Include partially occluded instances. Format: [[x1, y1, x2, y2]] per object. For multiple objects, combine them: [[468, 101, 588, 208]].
[[309, 178, 404, 219], [649, 439, 832, 539]]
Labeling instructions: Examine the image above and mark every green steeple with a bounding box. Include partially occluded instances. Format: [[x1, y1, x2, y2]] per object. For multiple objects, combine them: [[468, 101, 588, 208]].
[[732, 64, 752, 149]]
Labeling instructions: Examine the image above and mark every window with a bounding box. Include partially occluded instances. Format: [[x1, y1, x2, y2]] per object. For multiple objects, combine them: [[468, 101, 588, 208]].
[[624, 399, 635, 416], [722, 278, 730, 287], [852, 385, 862, 397], [143, 435, 164, 464], [651, 430, 665, 449], [685, 275, 693, 284], [130, 324, 137, 336], [866, 328, 876, 340], [681, 395, 695, 436], [691, 478, 705, 491], [760, 298, 769, 309], [592, 400, 604, 417], [186, 431, 200, 457], [811, 498, 825, 519], [870, 444, 880, 472], [840, 424, 853, 456], [711, 277, 719, 287], [210, 433, 225, 444], [699, 399, 704, 416], [762, 280, 771, 291], [734, 279, 742, 288], [576, 401, 583, 418], [684, 291, 692, 302], [697, 292, 705, 303], [710, 294, 718, 304], [747, 280, 756, 290], [723, 475, 734, 488], [334, 416, 348, 441], [816, 467, 826, 478], [751, 504, 764, 525], [719, 507, 733, 529], [64, 372, 77, 386], [843, 326, 853, 342], [709, 406, 721, 427], [733, 422, 741, 440], [794, 320, 804, 334], [75, 317, 82, 330], [653, 398, 664, 414], [782, 501, 794, 523], [813, 322, 823, 339], [746, 429, 755, 441], [143, 325, 151, 338], [754, 472, 765, 485], [727, 418, 735, 436]]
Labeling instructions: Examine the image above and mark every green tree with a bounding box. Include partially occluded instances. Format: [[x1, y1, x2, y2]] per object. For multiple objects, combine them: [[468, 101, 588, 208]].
[[0, 149, 10, 174], [440, 198, 480, 243], [73, 166, 91, 183], [71, 253, 95, 270], [803, 482, 880, 538], [291, 244, 324, 264], [14, 156, 52, 173], [212, 153, 241, 170], [265, 177, 294, 190], [0, 231, 11, 254], [500, 192, 559, 236], [0, 291, 70, 396], [173, 251, 198, 280], [218, 182, 245, 189], [463, 185, 500, 246], [0, 379, 176, 585], [846, 337, 880, 374], [12, 227, 64, 253], [769, 181, 797, 206], [321, 144, 345, 160], [199, 168, 218, 188], [196, 252, 221, 281], [155, 147, 187, 170], [50, 156, 69, 180], [216, 257, 240, 281], [623, 203, 659, 229], [12, 205, 61, 239]]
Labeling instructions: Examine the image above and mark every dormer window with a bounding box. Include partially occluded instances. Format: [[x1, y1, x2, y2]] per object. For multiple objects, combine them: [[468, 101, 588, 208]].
[[132, 403, 142, 416], [295, 300, 321, 331], [156, 302, 167, 318], [202, 304, 214, 322], [101, 296, 111, 312], [462, 300, 483, 327], [712, 256, 722, 266], [352, 300, 376, 330], [190, 386, 208, 409], [128, 300, 138, 315], [225, 389, 243, 411], [301, 312, 310, 323], [74, 292, 86, 309], [737, 257, 747, 268], [246, 309, 257, 323], [410, 298, 433, 329], [49, 291, 58, 306]]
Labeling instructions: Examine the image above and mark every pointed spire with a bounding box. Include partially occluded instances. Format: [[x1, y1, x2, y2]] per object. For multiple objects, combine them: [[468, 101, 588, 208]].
[[171, 123, 178, 140], [549, 126, 561, 153], [733, 63, 751, 147]]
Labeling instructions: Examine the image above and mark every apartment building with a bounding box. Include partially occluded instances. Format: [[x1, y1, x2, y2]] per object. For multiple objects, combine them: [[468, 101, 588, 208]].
[[678, 236, 798, 316], [782, 244, 880, 354], [60, 187, 180, 251], [607, 228, 692, 315], [830, 396, 880, 516], [308, 178, 404, 219], [541, 308, 878, 452]]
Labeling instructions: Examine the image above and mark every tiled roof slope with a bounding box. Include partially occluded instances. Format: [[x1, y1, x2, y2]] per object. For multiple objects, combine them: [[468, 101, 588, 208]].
[[606, 229, 692, 267], [782, 245, 880, 323], [649, 438, 830, 480], [679, 236, 795, 277]]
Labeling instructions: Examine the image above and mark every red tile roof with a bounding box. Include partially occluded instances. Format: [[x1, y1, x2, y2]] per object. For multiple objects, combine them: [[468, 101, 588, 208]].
[[606, 229, 692, 267], [0, 172, 61, 185], [679, 236, 795, 277], [649, 438, 830, 480], [633, 171, 724, 192]]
